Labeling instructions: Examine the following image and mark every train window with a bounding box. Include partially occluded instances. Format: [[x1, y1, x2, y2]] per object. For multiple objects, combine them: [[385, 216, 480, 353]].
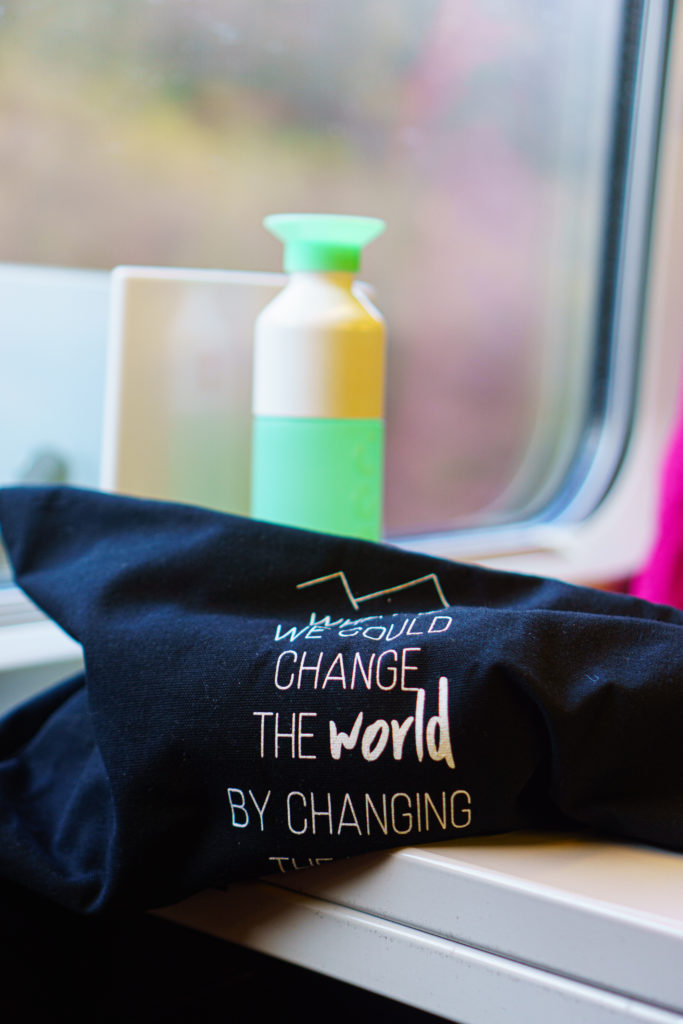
[[0, 0, 678, 593]]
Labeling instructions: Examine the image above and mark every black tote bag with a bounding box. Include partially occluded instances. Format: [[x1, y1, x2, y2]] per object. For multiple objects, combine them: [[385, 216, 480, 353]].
[[0, 485, 681, 913]]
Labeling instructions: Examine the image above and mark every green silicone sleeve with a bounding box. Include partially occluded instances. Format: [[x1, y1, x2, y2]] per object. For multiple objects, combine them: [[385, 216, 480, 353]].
[[251, 416, 384, 541]]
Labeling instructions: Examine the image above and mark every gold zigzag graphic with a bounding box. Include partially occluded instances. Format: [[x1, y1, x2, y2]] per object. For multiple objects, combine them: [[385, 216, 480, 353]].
[[296, 571, 449, 610]]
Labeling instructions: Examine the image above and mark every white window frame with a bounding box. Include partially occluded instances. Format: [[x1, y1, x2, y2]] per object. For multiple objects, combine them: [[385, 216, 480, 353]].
[[398, 0, 683, 585]]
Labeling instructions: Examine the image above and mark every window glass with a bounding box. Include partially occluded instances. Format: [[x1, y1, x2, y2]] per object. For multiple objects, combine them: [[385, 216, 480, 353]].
[[1, 0, 632, 571]]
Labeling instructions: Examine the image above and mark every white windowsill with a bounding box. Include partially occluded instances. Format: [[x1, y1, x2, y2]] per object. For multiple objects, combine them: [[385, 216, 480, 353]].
[[0, 619, 82, 673]]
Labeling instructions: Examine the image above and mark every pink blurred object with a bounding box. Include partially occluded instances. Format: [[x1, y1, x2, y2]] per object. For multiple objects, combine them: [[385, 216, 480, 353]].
[[631, 394, 683, 607]]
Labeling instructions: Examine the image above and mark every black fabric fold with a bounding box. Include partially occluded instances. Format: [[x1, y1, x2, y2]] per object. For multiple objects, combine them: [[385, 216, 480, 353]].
[[0, 484, 681, 913]]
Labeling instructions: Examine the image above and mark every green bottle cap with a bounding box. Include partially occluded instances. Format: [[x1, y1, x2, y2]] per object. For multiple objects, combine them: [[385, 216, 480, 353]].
[[264, 213, 386, 273]]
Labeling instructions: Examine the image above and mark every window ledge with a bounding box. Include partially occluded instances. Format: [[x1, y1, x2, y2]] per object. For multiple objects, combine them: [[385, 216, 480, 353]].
[[0, 619, 82, 673]]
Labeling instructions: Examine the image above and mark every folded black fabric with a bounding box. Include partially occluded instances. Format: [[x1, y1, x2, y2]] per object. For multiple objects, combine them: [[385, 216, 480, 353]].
[[1, 485, 682, 914]]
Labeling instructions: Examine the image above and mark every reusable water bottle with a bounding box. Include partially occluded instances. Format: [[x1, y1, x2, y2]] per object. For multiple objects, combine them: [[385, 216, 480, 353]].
[[251, 213, 386, 541]]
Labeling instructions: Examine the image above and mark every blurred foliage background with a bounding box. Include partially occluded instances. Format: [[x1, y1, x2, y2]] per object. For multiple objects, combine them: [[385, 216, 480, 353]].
[[0, 0, 619, 534]]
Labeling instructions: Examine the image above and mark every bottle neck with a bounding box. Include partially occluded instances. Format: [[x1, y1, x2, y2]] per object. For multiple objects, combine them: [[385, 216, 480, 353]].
[[288, 270, 355, 289]]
